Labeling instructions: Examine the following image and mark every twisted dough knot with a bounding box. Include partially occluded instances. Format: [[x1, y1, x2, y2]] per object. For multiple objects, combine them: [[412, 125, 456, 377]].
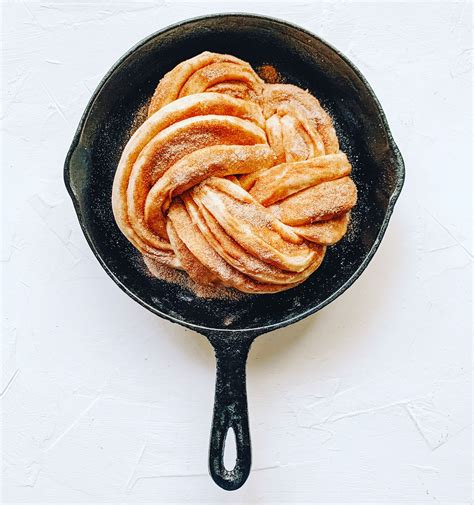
[[112, 52, 357, 293]]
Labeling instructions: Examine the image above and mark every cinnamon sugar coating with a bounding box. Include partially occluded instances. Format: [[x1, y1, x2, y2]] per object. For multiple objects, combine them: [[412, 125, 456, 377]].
[[112, 52, 357, 294]]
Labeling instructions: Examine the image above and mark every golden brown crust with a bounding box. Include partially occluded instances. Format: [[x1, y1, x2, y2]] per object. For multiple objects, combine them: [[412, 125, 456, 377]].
[[145, 144, 274, 239], [148, 52, 264, 116], [262, 84, 339, 154], [293, 214, 350, 245], [112, 92, 266, 261], [270, 177, 358, 226], [112, 52, 357, 294], [248, 152, 352, 206]]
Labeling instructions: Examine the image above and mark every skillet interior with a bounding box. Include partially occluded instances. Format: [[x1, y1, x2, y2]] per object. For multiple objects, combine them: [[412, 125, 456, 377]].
[[65, 14, 404, 334]]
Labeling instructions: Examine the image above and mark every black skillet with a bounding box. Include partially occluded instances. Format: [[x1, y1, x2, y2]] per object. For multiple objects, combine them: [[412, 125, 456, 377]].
[[64, 14, 405, 491]]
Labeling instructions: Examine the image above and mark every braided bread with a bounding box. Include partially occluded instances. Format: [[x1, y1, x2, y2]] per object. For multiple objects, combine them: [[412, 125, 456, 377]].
[[112, 52, 357, 294]]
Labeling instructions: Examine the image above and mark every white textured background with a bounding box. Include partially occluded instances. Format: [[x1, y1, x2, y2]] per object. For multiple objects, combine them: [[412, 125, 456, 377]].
[[1, 1, 472, 504]]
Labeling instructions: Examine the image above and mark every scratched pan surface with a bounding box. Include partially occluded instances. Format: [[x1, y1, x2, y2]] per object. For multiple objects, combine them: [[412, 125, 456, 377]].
[[65, 14, 405, 491]]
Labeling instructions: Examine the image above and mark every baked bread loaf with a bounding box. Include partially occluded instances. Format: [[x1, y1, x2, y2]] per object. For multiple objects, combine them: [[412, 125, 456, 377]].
[[112, 52, 357, 294]]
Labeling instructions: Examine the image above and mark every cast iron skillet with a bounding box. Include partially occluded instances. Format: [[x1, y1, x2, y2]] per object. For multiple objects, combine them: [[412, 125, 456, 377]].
[[64, 14, 405, 491]]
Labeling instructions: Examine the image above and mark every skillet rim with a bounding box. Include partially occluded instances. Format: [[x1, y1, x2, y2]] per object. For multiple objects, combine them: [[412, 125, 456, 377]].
[[64, 12, 405, 336]]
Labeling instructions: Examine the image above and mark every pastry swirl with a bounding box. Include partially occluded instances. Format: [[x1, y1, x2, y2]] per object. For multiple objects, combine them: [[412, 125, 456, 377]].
[[112, 52, 357, 293]]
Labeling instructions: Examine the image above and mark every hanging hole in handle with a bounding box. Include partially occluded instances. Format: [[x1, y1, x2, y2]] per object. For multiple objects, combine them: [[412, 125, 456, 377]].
[[223, 427, 237, 472]]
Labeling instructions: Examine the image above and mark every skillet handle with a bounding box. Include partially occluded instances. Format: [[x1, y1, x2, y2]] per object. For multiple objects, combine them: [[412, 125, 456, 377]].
[[208, 336, 253, 491]]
